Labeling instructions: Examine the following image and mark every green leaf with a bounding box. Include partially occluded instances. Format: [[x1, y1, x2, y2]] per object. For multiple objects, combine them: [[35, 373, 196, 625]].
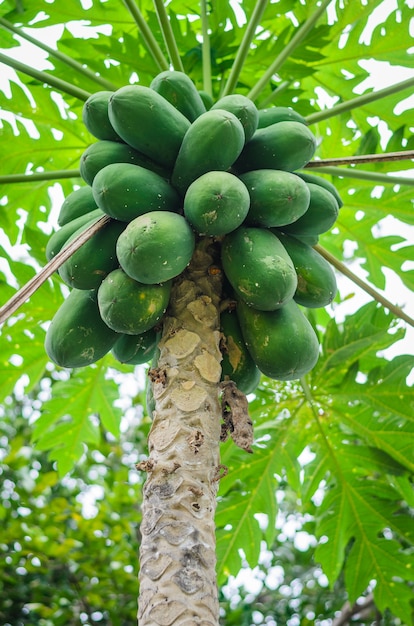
[[31, 359, 122, 474]]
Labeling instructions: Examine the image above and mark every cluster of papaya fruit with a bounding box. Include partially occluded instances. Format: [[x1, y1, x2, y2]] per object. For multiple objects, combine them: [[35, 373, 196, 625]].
[[45, 70, 342, 392]]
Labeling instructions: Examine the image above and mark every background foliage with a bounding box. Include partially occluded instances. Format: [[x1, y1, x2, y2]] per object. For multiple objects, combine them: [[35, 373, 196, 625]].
[[0, 0, 413, 623]]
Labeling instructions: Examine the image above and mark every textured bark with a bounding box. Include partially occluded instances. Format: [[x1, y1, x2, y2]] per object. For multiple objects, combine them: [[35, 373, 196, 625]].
[[138, 241, 223, 626]]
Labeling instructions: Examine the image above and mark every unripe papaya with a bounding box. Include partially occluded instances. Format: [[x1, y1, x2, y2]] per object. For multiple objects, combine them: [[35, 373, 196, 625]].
[[116, 211, 195, 285], [58, 186, 98, 227], [183, 171, 250, 236], [258, 106, 307, 128], [281, 182, 339, 238], [235, 121, 317, 173], [46, 208, 104, 261], [97, 268, 171, 335], [239, 169, 310, 228], [80, 139, 168, 186], [296, 171, 343, 208], [45, 289, 118, 368], [220, 309, 261, 394], [221, 227, 297, 311], [108, 85, 191, 169], [273, 231, 337, 308], [82, 91, 122, 142], [92, 162, 181, 222], [171, 109, 245, 195], [58, 219, 126, 290], [236, 298, 320, 380], [212, 94, 258, 141], [112, 328, 159, 365], [150, 70, 206, 122], [198, 90, 214, 110]]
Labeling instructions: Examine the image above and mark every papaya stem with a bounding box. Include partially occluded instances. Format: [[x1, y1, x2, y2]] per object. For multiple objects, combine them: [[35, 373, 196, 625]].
[[305, 150, 414, 167], [0, 169, 81, 184], [247, 0, 332, 101], [0, 52, 91, 101], [123, 0, 169, 71], [0, 17, 118, 91], [305, 76, 414, 125], [0, 216, 111, 326], [200, 0, 212, 97], [221, 0, 268, 98], [304, 165, 414, 187], [153, 0, 184, 72], [314, 244, 414, 328]]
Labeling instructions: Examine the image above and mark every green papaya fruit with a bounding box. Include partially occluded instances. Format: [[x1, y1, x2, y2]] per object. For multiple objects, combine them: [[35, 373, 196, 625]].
[[97, 268, 171, 335], [80, 139, 169, 186], [220, 309, 261, 394], [221, 227, 297, 311], [58, 186, 98, 227], [239, 169, 310, 228], [273, 231, 337, 308], [235, 121, 317, 173], [46, 208, 104, 261], [92, 162, 181, 222], [236, 298, 320, 381], [108, 85, 191, 170], [183, 171, 250, 236], [171, 108, 245, 195], [198, 90, 214, 110], [150, 70, 206, 122], [82, 91, 122, 142], [211, 94, 258, 142], [45, 289, 118, 368], [116, 211, 195, 285], [296, 171, 343, 208], [58, 219, 126, 290], [281, 182, 339, 238], [258, 106, 307, 128], [112, 328, 159, 365]]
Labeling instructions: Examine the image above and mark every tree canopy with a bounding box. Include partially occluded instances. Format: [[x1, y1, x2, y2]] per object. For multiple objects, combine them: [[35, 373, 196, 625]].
[[0, 0, 413, 624]]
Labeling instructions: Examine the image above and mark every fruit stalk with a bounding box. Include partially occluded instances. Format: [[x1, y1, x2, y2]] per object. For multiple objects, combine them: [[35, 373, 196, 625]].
[[138, 241, 223, 625]]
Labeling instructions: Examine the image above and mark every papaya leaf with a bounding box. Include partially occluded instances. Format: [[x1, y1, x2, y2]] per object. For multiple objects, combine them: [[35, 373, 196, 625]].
[[32, 358, 122, 474]]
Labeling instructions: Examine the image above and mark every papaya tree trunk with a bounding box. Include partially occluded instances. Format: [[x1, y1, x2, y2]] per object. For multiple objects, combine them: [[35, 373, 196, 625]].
[[137, 241, 224, 626]]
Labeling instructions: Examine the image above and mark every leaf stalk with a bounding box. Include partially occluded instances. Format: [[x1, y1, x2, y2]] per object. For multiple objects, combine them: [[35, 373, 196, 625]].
[[200, 0, 212, 96], [247, 0, 332, 101], [0, 17, 118, 91], [0, 51, 91, 101], [0, 170, 81, 184], [153, 0, 184, 71], [123, 0, 169, 71], [221, 0, 269, 98], [306, 77, 414, 124], [315, 245, 414, 328], [305, 165, 414, 187], [0, 216, 111, 326]]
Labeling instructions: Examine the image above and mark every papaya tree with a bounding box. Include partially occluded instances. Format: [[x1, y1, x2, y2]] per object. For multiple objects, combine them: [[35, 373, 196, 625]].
[[0, 1, 413, 625]]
